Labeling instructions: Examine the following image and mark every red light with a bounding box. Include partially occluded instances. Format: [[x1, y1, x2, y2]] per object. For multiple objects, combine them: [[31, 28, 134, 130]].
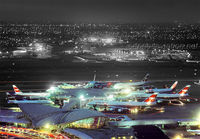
[[107, 82, 112, 87]]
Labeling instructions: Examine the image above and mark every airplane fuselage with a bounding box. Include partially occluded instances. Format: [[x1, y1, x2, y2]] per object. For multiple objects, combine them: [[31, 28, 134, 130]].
[[121, 92, 188, 99], [87, 100, 156, 107]]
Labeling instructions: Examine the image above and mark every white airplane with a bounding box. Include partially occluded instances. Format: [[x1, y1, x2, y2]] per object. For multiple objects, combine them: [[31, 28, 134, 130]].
[[8, 84, 114, 104], [6, 85, 52, 104], [11, 85, 49, 97], [187, 129, 200, 135], [121, 85, 191, 99], [7, 99, 53, 104], [144, 81, 178, 93], [87, 94, 157, 108]]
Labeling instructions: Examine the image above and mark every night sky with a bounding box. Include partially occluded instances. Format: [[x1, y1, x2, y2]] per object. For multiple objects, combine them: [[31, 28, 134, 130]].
[[0, 0, 200, 23]]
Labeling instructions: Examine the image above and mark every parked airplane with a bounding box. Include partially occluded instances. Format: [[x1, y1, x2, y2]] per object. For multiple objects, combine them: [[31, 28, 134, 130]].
[[187, 129, 200, 135], [87, 94, 158, 112], [144, 81, 178, 93], [7, 98, 53, 104], [118, 85, 191, 100], [157, 99, 184, 106], [55, 73, 150, 90], [6, 92, 53, 104], [11, 85, 49, 97], [7, 84, 114, 104], [112, 73, 150, 89], [6, 85, 52, 104]]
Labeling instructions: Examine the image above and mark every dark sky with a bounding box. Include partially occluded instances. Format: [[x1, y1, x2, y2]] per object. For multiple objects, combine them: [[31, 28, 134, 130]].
[[0, 0, 200, 23]]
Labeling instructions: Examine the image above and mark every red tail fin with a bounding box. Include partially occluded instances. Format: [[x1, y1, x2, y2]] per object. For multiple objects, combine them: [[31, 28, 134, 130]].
[[12, 85, 22, 95], [178, 85, 191, 95], [144, 94, 157, 103]]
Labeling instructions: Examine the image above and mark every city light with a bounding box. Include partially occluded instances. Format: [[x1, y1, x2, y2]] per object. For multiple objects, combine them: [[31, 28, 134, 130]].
[[84, 36, 116, 45], [89, 37, 98, 42], [102, 38, 115, 44], [35, 43, 44, 52]]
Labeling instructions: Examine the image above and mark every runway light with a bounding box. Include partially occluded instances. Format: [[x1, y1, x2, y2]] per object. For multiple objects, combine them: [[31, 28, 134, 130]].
[[44, 123, 50, 129], [47, 86, 56, 92], [173, 135, 182, 139], [196, 112, 200, 122], [131, 108, 138, 114], [122, 88, 132, 94], [50, 86, 55, 91], [108, 95, 114, 100], [160, 108, 165, 113], [79, 95, 85, 101], [146, 102, 151, 105]]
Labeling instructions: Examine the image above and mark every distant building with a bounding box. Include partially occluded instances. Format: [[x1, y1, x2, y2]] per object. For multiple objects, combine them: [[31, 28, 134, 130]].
[[12, 49, 28, 57], [12, 42, 52, 58]]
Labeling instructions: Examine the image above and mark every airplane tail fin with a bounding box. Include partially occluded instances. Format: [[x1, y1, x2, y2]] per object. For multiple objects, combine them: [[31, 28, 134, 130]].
[[143, 73, 150, 82], [93, 74, 96, 81], [12, 85, 22, 95], [84, 81, 96, 88], [177, 85, 191, 95], [144, 94, 157, 104], [84, 73, 97, 88], [170, 81, 178, 90]]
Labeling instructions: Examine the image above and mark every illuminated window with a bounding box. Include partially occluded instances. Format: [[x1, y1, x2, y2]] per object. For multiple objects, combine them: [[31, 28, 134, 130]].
[[62, 117, 106, 129]]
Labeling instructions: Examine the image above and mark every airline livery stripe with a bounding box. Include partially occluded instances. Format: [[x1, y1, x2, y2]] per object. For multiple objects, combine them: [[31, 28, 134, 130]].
[[13, 86, 21, 93], [144, 94, 157, 102], [14, 88, 20, 92], [178, 85, 190, 94]]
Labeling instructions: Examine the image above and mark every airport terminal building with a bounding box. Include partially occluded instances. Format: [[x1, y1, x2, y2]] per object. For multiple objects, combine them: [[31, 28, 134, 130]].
[[1, 102, 200, 139], [0, 103, 108, 130], [0, 104, 136, 139]]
